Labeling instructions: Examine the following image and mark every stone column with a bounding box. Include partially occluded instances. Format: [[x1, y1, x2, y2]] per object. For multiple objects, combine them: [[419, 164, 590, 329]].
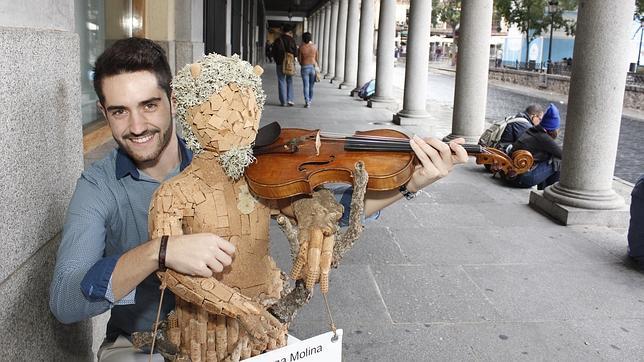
[[319, 7, 327, 73], [393, 0, 432, 124], [175, 0, 205, 70], [0, 1, 91, 359], [351, 0, 375, 96], [327, 0, 340, 80], [339, 0, 360, 90], [443, 0, 493, 142], [332, 0, 348, 83], [322, 4, 332, 76], [312, 13, 318, 49], [368, 0, 397, 110], [531, 0, 634, 226]]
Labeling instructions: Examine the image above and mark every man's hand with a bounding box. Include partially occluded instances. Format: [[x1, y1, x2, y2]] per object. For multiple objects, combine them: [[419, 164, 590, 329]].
[[165, 233, 236, 277], [405, 136, 469, 192]]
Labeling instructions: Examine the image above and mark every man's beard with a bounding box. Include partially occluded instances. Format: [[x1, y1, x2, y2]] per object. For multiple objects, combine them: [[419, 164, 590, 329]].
[[117, 120, 173, 164]]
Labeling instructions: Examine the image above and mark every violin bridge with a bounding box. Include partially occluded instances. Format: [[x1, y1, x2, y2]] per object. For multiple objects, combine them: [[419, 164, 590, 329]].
[[315, 131, 321, 156]]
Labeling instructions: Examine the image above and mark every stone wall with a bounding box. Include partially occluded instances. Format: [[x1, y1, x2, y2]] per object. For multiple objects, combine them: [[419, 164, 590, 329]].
[[0, 22, 94, 362], [489, 68, 644, 111]]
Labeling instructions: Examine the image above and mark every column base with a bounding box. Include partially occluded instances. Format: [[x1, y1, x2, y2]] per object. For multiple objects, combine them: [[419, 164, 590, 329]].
[[529, 188, 628, 227], [324, 73, 334, 79], [393, 110, 431, 125], [332, 76, 343, 83], [367, 97, 398, 111], [350, 87, 362, 98], [339, 82, 354, 90], [442, 133, 481, 144], [544, 182, 625, 210]]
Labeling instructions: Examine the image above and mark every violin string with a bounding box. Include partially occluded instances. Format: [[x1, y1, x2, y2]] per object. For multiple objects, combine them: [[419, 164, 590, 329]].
[[300, 132, 483, 153]]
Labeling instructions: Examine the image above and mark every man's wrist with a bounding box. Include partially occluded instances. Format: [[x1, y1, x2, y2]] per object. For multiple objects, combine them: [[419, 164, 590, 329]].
[[399, 184, 418, 200], [404, 180, 419, 194]]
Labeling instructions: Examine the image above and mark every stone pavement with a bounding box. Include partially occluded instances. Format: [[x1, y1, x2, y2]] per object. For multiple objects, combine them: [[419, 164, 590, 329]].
[[83, 65, 644, 361], [259, 66, 644, 361]]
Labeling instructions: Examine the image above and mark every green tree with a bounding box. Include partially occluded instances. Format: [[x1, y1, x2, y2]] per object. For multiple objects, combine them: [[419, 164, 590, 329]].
[[434, 0, 461, 37], [495, 0, 576, 66], [431, 0, 440, 27]]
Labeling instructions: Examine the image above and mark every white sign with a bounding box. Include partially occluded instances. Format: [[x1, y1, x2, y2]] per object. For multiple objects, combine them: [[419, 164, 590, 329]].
[[246, 330, 343, 362]]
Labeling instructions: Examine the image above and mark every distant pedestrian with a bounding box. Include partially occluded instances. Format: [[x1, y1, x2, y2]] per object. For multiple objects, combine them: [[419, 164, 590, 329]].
[[297, 32, 318, 108], [265, 40, 273, 63], [394, 41, 400, 61], [496, 47, 503, 67], [629, 175, 644, 268], [508, 103, 562, 190], [272, 24, 297, 106]]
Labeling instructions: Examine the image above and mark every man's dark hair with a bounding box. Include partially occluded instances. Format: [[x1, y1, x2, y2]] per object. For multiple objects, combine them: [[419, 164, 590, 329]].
[[93, 37, 172, 106], [281, 24, 293, 33], [302, 32, 312, 44], [525, 104, 544, 116]]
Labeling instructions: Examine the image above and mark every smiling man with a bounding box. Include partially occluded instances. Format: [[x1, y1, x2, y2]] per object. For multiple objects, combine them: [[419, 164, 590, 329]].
[[49, 38, 236, 361]]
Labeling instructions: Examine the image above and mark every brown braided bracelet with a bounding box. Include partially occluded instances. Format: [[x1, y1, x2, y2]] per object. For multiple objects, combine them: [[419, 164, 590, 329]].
[[158, 235, 169, 271]]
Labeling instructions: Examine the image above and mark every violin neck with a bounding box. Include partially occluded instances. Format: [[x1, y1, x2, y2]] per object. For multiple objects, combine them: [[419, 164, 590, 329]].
[[344, 137, 483, 154]]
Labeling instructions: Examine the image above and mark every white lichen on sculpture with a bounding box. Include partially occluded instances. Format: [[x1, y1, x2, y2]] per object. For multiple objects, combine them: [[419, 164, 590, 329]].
[[173, 53, 266, 154], [219, 145, 256, 181]]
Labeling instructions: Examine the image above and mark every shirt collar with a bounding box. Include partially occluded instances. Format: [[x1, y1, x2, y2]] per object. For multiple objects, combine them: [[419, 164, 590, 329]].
[[115, 136, 193, 180]]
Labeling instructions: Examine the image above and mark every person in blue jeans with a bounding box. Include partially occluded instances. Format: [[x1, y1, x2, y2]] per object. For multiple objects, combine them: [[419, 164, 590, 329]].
[[628, 175, 644, 268], [509, 103, 563, 190], [272, 24, 297, 106], [298, 32, 318, 107]]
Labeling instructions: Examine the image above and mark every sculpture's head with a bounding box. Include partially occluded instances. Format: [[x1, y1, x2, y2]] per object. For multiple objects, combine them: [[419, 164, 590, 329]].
[[173, 53, 265, 179]]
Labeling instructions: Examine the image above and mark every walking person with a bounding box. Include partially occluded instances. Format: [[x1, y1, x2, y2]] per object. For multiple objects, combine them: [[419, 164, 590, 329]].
[[265, 40, 273, 63], [298, 32, 318, 108], [272, 24, 297, 106]]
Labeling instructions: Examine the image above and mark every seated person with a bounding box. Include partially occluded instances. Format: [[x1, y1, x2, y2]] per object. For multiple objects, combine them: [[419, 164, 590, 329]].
[[499, 104, 544, 152], [628, 174, 644, 268], [508, 103, 562, 190]]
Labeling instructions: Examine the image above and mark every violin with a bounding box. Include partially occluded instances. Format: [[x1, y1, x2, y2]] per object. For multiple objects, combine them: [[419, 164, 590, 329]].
[[245, 122, 533, 199]]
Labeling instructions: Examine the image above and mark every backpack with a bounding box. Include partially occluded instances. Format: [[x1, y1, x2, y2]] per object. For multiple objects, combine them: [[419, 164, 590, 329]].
[[281, 38, 296, 76], [478, 116, 531, 148], [358, 79, 376, 100]]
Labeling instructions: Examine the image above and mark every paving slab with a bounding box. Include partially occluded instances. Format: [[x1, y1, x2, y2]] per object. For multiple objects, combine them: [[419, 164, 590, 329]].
[[463, 263, 644, 321]]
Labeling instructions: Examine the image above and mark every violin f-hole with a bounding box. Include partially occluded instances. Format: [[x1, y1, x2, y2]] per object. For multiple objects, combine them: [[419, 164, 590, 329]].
[[298, 155, 335, 172]]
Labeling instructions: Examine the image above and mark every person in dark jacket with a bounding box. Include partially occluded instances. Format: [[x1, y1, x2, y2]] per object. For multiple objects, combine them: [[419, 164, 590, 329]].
[[509, 103, 563, 190], [498, 104, 544, 149], [272, 24, 297, 106], [628, 175, 644, 268]]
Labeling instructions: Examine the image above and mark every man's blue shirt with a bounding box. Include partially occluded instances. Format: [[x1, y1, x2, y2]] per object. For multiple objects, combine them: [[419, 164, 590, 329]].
[[49, 138, 192, 341]]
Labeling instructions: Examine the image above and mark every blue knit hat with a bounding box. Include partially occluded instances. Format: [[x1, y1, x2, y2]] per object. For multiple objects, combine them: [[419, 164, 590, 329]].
[[540, 103, 561, 131]]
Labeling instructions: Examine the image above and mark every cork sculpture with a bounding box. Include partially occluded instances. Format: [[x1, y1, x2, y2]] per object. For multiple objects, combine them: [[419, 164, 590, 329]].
[[132, 53, 369, 361]]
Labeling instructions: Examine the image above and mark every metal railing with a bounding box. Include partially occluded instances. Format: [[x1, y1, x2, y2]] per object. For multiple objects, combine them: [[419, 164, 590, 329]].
[[489, 59, 644, 86]]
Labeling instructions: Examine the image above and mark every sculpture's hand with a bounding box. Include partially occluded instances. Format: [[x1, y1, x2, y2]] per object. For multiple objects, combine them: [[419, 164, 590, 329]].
[[290, 189, 343, 293], [160, 270, 286, 344]]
